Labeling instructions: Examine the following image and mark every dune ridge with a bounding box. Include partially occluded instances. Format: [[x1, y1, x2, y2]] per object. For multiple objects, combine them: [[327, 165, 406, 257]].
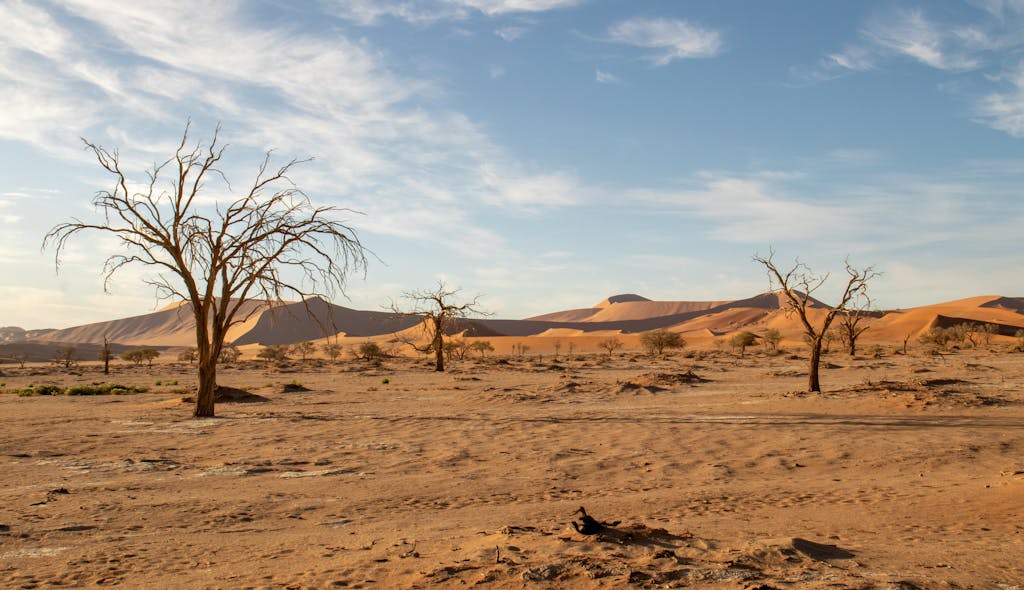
[[5, 292, 1024, 356]]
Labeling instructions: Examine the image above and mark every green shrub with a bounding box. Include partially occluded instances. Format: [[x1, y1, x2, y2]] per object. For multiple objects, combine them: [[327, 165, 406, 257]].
[[21, 384, 64, 396], [65, 383, 148, 396]]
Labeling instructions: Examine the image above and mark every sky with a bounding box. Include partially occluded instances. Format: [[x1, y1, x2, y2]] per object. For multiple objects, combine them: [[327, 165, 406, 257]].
[[1, 0, 1023, 329]]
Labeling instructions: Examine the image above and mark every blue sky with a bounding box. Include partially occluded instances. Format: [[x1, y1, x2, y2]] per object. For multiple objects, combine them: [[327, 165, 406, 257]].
[[1, 0, 1023, 329]]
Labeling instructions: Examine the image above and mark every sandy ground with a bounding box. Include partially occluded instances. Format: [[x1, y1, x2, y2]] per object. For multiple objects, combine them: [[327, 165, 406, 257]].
[[1, 348, 1023, 589]]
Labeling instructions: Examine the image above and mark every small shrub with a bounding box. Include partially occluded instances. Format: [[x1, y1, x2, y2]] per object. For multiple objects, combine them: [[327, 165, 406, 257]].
[[21, 384, 64, 396], [381, 378, 390, 384], [65, 383, 148, 396]]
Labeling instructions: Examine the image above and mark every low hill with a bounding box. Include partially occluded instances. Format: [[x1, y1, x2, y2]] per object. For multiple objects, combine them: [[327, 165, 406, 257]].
[[7, 292, 1024, 352]]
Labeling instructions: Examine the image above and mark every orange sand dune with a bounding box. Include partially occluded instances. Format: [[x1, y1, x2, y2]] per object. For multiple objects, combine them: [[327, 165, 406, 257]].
[[13, 292, 1024, 353], [30, 301, 264, 347]]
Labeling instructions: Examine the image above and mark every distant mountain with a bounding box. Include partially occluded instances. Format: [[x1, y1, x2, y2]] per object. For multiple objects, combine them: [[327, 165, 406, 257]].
[[6, 292, 1024, 350]]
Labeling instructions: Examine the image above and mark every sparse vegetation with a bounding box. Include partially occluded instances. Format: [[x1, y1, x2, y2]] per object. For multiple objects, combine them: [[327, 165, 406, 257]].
[[762, 328, 782, 352], [597, 337, 624, 358], [443, 339, 470, 361], [731, 331, 758, 357], [639, 329, 685, 356], [353, 341, 386, 362], [99, 336, 113, 374], [388, 281, 488, 372], [321, 342, 344, 362], [66, 383, 148, 396], [44, 121, 368, 417], [753, 250, 878, 392], [257, 345, 290, 363], [178, 348, 198, 364], [470, 341, 494, 358], [219, 345, 241, 365], [53, 346, 77, 369], [121, 348, 161, 366], [290, 341, 317, 362], [18, 383, 147, 396], [837, 308, 873, 356]]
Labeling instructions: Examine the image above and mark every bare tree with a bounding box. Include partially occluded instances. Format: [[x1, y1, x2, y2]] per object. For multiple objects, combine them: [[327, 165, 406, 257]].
[[321, 342, 344, 362], [754, 250, 878, 392], [178, 347, 198, 364], [219, 345, 241, 365], [291, 341, 316, 362], [597, 337, 623, 358], [100, 335, 113, 374], [388, 281, 487, 372], [44, 121, 366, 417], [836, 294, 874, 356], [54, 346, 77, 369]]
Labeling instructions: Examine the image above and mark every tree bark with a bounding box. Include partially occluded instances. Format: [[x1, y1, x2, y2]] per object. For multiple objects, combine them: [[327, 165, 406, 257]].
[[808, 338, 823, 392], [193, 307, 217, 417], [194, 358, 217, 417], [433, 317, 445, 372]]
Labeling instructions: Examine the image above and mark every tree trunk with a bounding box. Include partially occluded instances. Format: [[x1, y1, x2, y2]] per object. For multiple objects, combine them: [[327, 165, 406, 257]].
[[193, 306, 216, 417], [194, 358, 217, 417], [808, 338, 823, 392], [432, 317, 444, 372]]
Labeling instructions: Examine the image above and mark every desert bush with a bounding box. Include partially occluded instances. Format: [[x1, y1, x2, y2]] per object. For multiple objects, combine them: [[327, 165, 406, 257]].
[[65, 383, 148, 396], [353, 341, 385, 361], [53, 346, 77, 368], [19, 384, 64, 396], [121, 348, 161, 366], [470, 341, 494, 358], [321, 342, 344, 362], [257, 345, 289, 363], [511, 342, 531, 357], [177, 348, 197, 364], [290, 341, 316, 361], [597, 337, 623, 358], [218, 345, 242, 365], [731, 331, 758, 357], [443, 339, 470, 361], [762, 328, 782, 352], [919, 327, 955, 351], [640, 329, 685, 356]]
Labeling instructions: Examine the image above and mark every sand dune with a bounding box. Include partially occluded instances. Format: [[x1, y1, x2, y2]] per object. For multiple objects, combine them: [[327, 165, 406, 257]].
[[6, 292, 1024, 360]]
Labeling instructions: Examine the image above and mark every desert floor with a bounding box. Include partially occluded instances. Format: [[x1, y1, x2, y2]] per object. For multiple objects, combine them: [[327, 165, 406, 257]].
[[1, 348, 1023, 589]]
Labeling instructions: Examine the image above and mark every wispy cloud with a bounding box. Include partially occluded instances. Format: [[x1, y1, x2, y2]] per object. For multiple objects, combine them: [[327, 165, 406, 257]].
[[863, 9, 981, 71], [495, 26, 528, 41], [327, 0, 585, 25], [623, 168, 1021, 256], [792, 5, 1024, 137], [0, 1, 580, 239], [975, 62, 1024, 136], [791, 9, 985, 86], [595, 69, 619, 84], [606, 17, 722, 66]]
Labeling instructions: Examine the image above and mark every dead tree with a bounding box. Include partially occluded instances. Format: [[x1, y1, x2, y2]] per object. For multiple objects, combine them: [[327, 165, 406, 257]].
[[45, 121, 366, 417], [836, 294, 874, 356], [388, 281, 487, 372], [100, 335, 113, 374], [753, 249, 878, 392]]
